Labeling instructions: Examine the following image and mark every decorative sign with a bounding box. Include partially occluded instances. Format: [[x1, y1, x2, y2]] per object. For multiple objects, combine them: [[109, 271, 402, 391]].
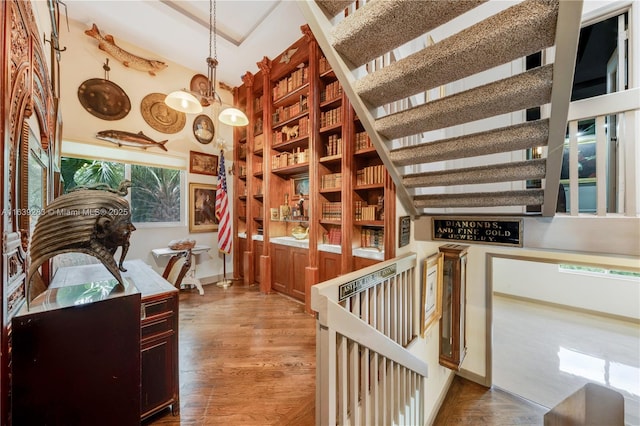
[[399, 216, 410, 248], [338, 265, 397, 301], [432, 217, 523, 247]]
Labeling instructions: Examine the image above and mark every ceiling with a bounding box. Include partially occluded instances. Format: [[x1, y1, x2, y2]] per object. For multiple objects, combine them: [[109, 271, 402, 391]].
[[64, 0, 308, 87]]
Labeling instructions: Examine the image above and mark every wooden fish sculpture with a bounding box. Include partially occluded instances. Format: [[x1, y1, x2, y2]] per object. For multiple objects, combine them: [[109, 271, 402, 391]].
[[85, 23, 167, 76], [96, 129, 169, 151]]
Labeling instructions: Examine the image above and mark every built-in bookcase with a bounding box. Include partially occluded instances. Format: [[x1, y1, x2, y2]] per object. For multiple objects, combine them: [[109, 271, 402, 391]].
[[232, 26, 395, 310]]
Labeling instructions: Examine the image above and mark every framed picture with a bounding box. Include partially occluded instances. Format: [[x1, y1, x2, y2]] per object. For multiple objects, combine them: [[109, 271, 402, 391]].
[[189, 151, 218, 176], [189, 183, 218, 233], [193, 114, 215, 144], [292, 176, 309, 197], [421, 252, 443, 336]]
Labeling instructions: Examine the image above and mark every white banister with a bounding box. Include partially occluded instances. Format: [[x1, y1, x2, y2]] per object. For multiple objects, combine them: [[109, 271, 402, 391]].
[[313, 253, 426, 425], [563, 88, 639, 216]]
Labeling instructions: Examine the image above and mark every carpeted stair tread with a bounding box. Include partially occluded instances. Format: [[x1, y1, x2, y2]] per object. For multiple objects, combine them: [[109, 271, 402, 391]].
[[403, 159, 546, 188], [331, 0, 485, 68], [376, 64, 553, 140], [390, 120, 549, 165], [356, 0, 558, 108], [414, 189, 545, 208], [316, 0, 353, 17]]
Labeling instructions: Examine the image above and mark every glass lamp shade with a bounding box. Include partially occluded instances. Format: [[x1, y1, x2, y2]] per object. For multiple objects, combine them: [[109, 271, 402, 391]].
[[218, 107, 249, 127], [165, 90, 203, 114]]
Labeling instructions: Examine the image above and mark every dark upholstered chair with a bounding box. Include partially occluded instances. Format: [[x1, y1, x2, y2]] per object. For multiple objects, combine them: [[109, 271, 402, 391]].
[[162, 249, 192, 289]]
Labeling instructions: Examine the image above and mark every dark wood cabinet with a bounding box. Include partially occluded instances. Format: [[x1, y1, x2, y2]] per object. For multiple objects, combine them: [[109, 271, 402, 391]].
[[140, 289, 179, 420], [20, 260, 181, 421], [254, 240, 264, 284], [438, 244, 469, 371], [271, 243, 308, 301], [353, 256, 380, 271], [319, 250, 341, 282], [12, 279, 142, 425]]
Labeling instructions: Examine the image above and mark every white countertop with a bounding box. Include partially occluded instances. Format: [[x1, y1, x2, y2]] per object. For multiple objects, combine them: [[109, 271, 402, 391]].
[[270, 236, 309, 248], [353, 247, 385, 261]]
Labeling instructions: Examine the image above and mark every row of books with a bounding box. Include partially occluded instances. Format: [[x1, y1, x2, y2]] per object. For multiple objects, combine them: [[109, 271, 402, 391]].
[[271, 147, 309, 169], [324, 134, 342, 157], [322, 202, 342, 221], [253, 94, 264, 112], [320, 80, 342, 103], [361, 228, 384, 250], [354, 201, 380, 221], [272, 95, 308, 126], [319, 56, 331, 74], [323, 228, 341, 245], [237, 164, 247, 178], [355, 131, 372, 151], [356, 165, 385, 185], [321, 172, 342, 190], [273, 64, 309, 101], [320, 105, 342, 128]]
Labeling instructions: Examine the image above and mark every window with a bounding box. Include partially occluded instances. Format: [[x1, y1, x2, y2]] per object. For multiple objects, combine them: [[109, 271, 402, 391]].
[[558, 10, 629, 213], [61, 157, 184, 225]]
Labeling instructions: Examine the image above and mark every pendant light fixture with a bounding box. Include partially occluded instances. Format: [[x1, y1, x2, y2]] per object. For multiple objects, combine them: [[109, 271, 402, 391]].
[[164, 0, 248, 126]]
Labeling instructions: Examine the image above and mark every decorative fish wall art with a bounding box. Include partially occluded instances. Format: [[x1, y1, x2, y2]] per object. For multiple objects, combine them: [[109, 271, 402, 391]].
[[85, 23, 168, 76], [96, 129, 168, 151]]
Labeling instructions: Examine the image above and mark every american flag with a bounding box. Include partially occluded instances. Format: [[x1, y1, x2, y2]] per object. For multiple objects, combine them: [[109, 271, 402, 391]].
[[216, 150, 232, 254]]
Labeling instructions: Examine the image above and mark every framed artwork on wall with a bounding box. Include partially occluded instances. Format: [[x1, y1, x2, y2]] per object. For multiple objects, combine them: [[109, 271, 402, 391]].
[[192, 114, 215, 144], [421, 252, 443, 336], [189, 151, 218, 176], [189, 183, 218, 233]]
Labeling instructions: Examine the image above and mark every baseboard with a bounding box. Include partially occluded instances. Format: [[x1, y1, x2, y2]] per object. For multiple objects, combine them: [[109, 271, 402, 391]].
[[426, 371, 455, 426], [494, 291, 640, 325], [457, 368, 489, 388]]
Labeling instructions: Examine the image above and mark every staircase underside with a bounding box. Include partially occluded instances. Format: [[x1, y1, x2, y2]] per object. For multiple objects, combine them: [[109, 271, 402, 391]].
[[301, 0, 584, 217]]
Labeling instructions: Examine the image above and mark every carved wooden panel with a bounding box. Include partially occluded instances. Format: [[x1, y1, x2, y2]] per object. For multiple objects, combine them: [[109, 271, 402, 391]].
[[2, 1, 58, 424]]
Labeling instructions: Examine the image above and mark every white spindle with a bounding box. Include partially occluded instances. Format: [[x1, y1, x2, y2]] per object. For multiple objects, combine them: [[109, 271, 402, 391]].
[[569, 120, 579, 216], [596, 115, 607, 215]]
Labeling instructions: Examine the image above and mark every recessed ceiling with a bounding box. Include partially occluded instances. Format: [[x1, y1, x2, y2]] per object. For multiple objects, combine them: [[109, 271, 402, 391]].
[[64, 0, 307, 87]]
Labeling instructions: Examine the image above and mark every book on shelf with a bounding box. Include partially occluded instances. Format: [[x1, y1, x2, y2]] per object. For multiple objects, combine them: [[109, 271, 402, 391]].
[[355, 131, 372, 151], [272, 65, 309, 101], [320, 105, 342, 128], [356, 165, 385, 185], [323, 227, 341, 245], [321, 172, 342, 190], [324, 134, 342, 157], [322, 202, 342, 221]]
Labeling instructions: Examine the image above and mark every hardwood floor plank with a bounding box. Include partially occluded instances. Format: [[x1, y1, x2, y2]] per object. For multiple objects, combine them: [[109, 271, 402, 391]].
[[144, 284, 316, 426]]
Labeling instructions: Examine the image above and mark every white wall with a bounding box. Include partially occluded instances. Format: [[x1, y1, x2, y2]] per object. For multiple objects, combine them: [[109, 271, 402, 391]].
[[59, 18, 236, 281], [493, 257, 640, 320]]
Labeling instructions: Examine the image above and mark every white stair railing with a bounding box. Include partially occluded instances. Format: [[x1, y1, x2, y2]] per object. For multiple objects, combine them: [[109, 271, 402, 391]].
[[313, 253, 427, 425], [564, 87, 639, 216]]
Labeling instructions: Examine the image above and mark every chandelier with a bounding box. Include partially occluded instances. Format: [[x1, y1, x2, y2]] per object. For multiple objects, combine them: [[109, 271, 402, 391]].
[[164, 0, 248, 127]]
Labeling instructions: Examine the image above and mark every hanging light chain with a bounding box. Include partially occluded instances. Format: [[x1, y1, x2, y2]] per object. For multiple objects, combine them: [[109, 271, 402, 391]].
[[206, 0, 218, 101]]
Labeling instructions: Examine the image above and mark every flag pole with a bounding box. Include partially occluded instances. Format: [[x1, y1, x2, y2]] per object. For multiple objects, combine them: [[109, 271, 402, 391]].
[[216, 253, 232, 288]]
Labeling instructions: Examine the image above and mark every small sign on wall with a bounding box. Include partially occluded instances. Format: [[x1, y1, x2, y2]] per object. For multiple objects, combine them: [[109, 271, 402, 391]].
[[399, 216, 410, 248], [432, 217, 523, 247]]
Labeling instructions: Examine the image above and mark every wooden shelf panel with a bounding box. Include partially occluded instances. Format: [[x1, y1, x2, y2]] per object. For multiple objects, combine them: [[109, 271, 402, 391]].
[[320, 122, 342, 134], [273, 111, 309, 130], [272, 135, 310, 152], [272, 163, 309, 176], [354, 220, 384, 227], [320, 187, 341, 194], [273, 83, 309, 107], [319, 154, 342, 165], [320, 97, 341, 109], [354, 183, 384, 190]]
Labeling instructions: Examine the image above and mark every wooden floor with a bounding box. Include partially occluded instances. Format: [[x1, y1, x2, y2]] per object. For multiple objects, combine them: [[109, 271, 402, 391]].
[[144, 282, 548, 426], [434, 375, 548, 425], [144, 282, 316, 426]]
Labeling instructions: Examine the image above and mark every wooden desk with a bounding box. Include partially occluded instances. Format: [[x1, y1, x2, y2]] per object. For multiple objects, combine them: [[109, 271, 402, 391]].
[[48, 260, 180, 421], [152, 245, 211, 295]]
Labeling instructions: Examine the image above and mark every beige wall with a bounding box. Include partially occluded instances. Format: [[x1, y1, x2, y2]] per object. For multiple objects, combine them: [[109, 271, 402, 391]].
[[59, 18, 237, 281]]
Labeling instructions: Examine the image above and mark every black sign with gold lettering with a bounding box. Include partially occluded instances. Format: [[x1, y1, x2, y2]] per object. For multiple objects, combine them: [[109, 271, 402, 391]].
[[432, 217, 523, 247]]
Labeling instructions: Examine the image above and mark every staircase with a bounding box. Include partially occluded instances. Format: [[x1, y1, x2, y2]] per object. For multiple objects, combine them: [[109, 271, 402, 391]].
[[298, 0, 584, 217]]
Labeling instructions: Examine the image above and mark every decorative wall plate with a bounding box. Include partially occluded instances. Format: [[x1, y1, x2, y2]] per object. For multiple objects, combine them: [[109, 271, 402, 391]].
[[192, 114, 214, 144], [141, 93, 186, 134], [190, 74, 211, 107], [77, 78, 131, 120]]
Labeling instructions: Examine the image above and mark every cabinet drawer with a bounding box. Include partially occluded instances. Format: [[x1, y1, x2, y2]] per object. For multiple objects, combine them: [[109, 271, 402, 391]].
[[142, 298, 173, 319], [141, 317, 173, 339]]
